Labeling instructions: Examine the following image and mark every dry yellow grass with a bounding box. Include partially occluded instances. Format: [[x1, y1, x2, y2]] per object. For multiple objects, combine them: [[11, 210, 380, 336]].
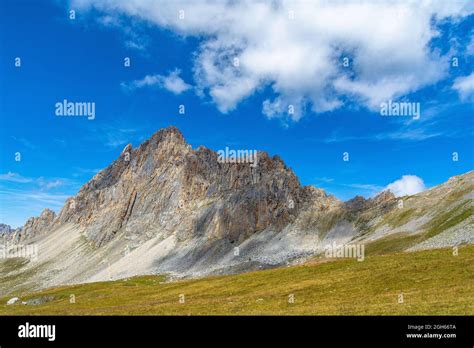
[[0, 245, 472, 315]]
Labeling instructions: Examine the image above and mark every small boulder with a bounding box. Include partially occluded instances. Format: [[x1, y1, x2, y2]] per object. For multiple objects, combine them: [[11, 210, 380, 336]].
[[6, 297, 20, 305], [24, 295, 55, 305]]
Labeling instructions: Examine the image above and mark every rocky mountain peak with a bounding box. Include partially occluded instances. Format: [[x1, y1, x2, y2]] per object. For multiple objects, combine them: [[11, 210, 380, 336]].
[[371, 190, 396, 205], [0, 223, 13, 235], [344, 189, 396, 212], [345, 195, 367, 211], [53, 126, 328, 246], [39, 208, 56, 219], [5, 208, 57, 243], [150, 125, 186, 145]]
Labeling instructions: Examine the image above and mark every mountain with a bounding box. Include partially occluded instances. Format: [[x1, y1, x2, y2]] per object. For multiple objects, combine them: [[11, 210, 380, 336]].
[[0, 223, 13, 234], [7, 209, 56, 243], [0, 126, 472, 295], [54, 126, 317, 247]]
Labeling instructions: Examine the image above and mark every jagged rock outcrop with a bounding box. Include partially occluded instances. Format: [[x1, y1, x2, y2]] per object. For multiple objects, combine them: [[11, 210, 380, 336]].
[[56, 126, 319, 247], [7, 209, 56, 243], [345, 190, 396, 212]]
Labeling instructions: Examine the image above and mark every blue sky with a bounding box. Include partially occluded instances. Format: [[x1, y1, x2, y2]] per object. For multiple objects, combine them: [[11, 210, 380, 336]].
[[0, 0, 473, 227]]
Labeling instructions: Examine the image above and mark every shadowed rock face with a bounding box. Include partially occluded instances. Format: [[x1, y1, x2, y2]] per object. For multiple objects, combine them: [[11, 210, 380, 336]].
[[55, 126, 322, 246]]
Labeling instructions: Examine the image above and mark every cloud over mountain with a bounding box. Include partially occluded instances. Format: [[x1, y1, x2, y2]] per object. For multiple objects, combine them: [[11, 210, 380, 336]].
[[386, 175, 426, 197], [74, 0, 473, 120]]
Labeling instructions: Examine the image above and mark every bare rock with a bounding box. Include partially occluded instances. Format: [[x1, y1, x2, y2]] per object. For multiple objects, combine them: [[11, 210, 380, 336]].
[[7, 297, 20, 305]]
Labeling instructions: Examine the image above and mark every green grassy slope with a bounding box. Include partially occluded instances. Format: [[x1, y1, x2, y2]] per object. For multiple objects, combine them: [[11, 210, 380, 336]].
[[1, 245, 472, 315]]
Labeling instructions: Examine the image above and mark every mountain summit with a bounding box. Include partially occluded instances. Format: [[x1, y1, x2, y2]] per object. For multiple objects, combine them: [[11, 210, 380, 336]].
[[56, 126, 324, 247]]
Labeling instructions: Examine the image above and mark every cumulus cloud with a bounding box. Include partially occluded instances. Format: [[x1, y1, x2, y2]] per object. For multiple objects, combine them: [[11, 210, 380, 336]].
[[452, 72, 474, 101], [386, 175, 426, 197], [123, 69, 191, 95], [73, 0, 474, 120]]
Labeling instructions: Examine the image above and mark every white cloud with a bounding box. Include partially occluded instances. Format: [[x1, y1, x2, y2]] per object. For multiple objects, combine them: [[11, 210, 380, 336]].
[[73, 0, 474, 120], [0, 188, 70, 228], [347, 183, 384, 197], [72, 167, 101, 178], [123, 69, 191, 95], [466, 36, 474, 56], [37, 178, 64, 190], [0, 189, 70, 207], [452, 72, 474, 100], [386, 175, 426, 197], [103, 128, 139, 148], [0, 173, 72, 190], [0, 172, 33, 183], [323, 126, 443, 143], [158, 70, 192, 94], [314, 177, 335, 184]]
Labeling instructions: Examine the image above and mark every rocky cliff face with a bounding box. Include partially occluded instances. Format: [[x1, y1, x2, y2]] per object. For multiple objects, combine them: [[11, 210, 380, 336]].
[[56, 126, 319, 247], [4, 209, 56, 243]]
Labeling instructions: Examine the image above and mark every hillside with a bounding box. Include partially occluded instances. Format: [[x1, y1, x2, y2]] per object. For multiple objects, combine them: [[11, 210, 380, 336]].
[[1, 245, 472, 315]]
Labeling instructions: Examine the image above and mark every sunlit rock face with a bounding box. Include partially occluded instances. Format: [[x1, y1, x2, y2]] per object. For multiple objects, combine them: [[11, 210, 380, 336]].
[[55, 126, 329, 247]]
